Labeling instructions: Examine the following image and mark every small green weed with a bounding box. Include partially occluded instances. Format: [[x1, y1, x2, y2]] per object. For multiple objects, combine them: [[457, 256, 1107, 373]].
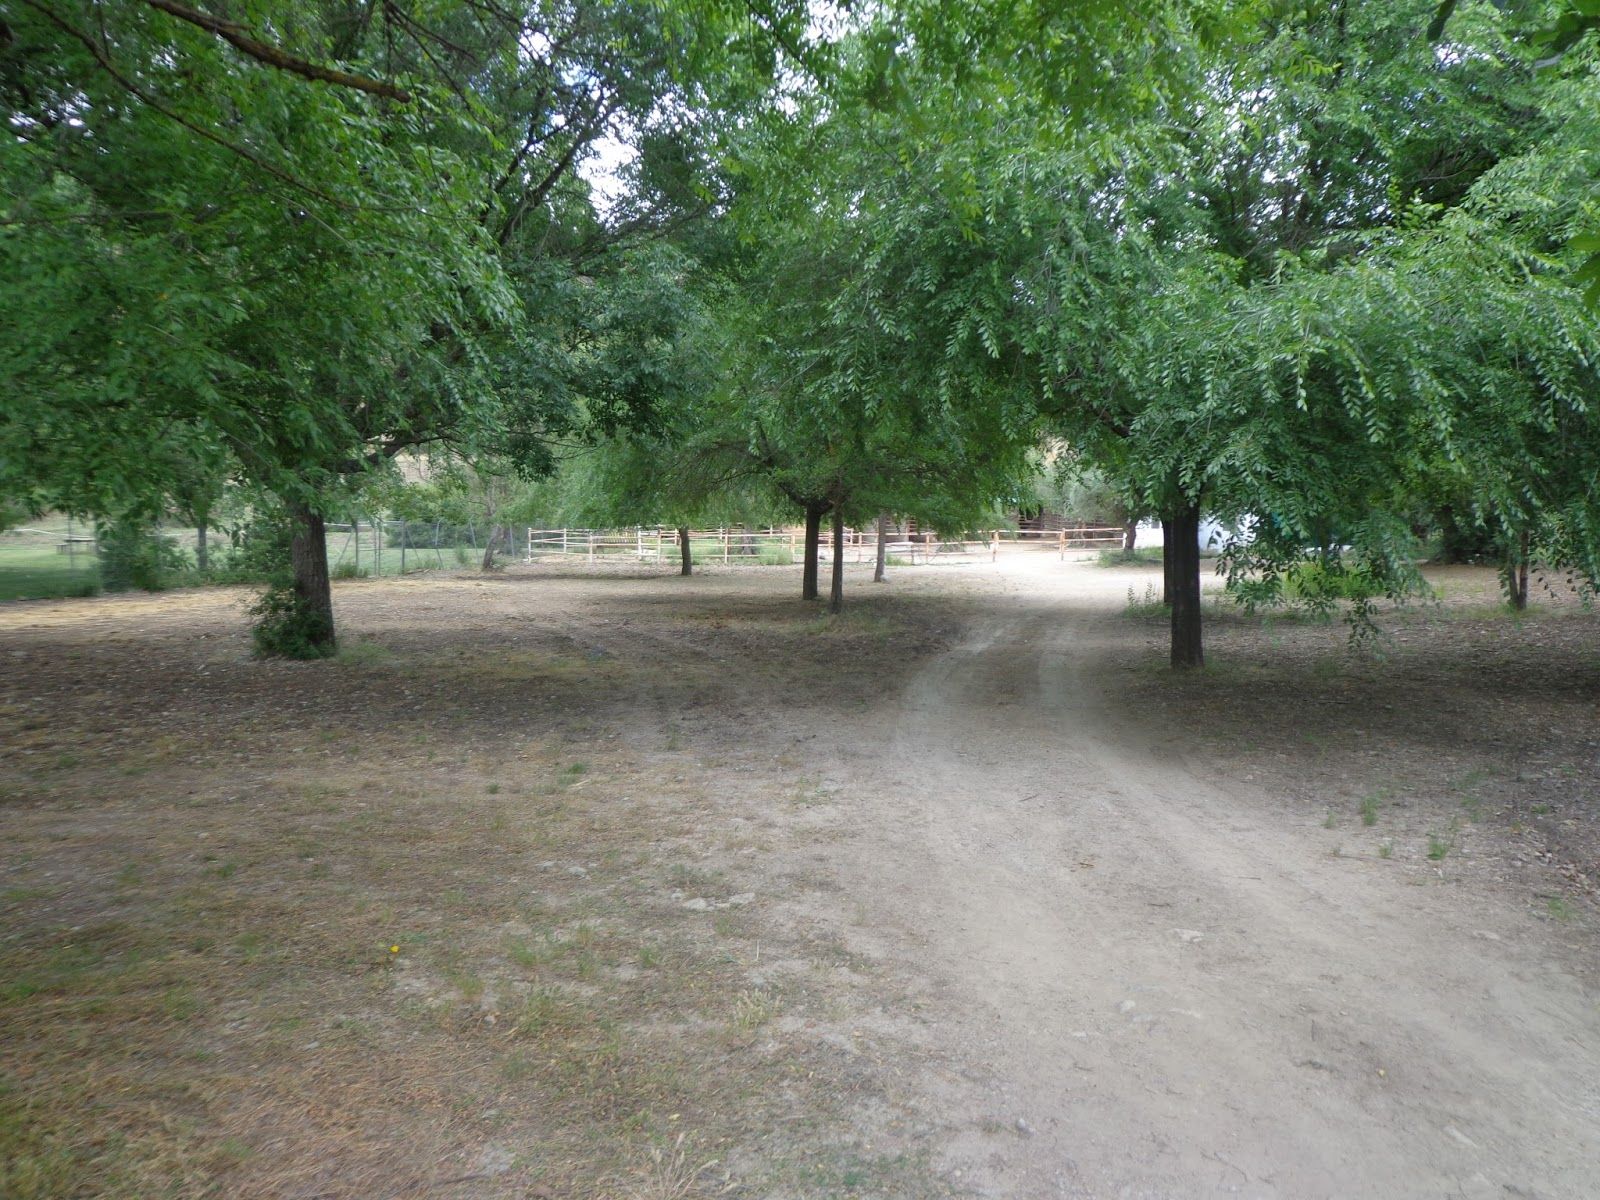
[[728, 988, 780, 1033], [1546, 897, 1576, 922], [512, 988, 572, 1039], [336, 640, 390, 666], [1124, 583, 1166, 617], [1377, 841, 1393, 859], [1359, 791, 1383, 827], [1427, 833, 1453, 861], [1097, 545, 1162, 567]]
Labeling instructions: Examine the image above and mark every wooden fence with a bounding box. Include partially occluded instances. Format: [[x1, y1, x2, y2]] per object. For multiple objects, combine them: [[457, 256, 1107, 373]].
[[524, 525, 1127, 566]]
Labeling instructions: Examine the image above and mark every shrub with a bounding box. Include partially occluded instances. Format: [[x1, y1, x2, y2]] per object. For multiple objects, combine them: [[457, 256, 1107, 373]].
[[1096, 546, 1163, 567], [386, 521, 478, 550], [207, 509, 293, 583], [757, 544, 794, 565], [1282, 558, 1386, 604], [250, 583, 335, 659], [1232, 555, 1387, 616], [98, 523, 186, 591]]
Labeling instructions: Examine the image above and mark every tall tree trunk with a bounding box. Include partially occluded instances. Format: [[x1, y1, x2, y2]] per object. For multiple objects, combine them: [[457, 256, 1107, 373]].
[[829, 506, 846, 613], [802, 501, 828, 601], [288, 503, 336, 654], [195, 519, 209, 572], [874, 512, 889, 583], [480, 524, 503, 571], [1122, 518, 1138, 557], [1517, 529, 1530, 609], [1161, 517, 1176, 606], [1169, 502, 1203, 670], [1506, 529, 1530, 610], [678, 526, 692, 576]]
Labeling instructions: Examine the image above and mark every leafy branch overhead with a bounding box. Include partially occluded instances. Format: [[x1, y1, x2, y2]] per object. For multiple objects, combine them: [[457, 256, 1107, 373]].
[[4, 0, 1600, 661]]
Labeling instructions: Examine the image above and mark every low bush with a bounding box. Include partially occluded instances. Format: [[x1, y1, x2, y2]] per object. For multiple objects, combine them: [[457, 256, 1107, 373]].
[[98, 524, 187, 592], [249, 583, 335, 659]]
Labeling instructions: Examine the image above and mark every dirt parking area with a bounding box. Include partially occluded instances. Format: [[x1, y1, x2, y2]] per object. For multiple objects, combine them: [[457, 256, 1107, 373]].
[[1, 558, 1596, 1198]]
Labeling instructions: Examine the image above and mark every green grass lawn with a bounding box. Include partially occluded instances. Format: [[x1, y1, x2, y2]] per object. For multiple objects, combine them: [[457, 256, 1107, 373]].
[[3, 528, 789, 600], [1, 536, 475, 600], [0, 545, 101, 602]]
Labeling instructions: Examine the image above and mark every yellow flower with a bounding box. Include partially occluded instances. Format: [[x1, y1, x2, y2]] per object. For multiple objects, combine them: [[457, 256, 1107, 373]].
[[389, 945, 400, 954]]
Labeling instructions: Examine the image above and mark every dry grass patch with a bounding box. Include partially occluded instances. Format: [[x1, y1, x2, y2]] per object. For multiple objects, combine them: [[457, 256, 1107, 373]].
[[0, 570, 964, 1198]]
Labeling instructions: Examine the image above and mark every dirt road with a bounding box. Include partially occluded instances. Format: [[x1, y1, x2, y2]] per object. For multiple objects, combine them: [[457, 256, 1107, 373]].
[[3, 559, 1596, 1199], [808, 560, 1600, 1199]]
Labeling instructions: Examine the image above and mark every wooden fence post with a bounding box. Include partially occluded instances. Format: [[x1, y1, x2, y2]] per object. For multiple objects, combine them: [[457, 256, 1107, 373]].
[[588, 531, 595, 564]]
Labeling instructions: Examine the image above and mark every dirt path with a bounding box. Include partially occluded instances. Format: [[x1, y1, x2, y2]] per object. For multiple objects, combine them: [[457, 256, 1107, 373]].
[[817, 561, 1600, 1199], [3, 562, 1597, 1199]]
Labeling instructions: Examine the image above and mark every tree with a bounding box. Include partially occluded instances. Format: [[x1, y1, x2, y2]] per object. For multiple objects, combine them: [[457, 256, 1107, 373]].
[[722, 36, 1050, 610], [1014, 0, 1566, 664], [1, 0, 814, 652]]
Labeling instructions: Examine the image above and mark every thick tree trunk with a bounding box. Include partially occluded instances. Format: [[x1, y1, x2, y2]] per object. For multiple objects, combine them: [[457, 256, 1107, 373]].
[[1161, 517, 1176, 606], [195, 519, 209, 572], [289, 504, 336, 654], [829, 506, 846, 613], [1122, 518, 1138, 556], [678, 526, 692, 576], [802, 501, 827, 601], [874, 512, 889, 583], [1169, 502, 1203, 670]]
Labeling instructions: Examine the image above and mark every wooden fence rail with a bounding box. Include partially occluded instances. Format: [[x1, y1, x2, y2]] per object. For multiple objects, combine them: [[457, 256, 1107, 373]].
[[523, 525, 1128, 566]]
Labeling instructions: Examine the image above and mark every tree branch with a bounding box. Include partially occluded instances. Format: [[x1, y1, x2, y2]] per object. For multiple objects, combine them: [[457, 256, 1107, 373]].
[[23, 0, 346, 208], [141, 0, 412, 101]]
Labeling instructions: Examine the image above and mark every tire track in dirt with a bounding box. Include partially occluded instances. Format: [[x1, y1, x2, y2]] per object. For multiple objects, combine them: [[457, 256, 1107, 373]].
[[823, 565, 1600, 1199]]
